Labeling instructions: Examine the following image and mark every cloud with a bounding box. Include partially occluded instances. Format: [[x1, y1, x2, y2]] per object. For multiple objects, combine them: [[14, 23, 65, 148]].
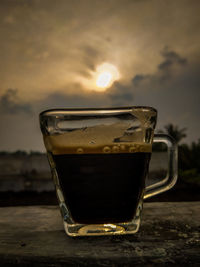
[[76, 45, 103, 78], [33, 47, 194, 112], [1, 0, 199, 100], [132, 74, 146, 86], [132, 48, 188, 87], [3, 15, 15, 24], [128, 48, 200, 143], [0, 88, 32, 114], [36, 90, 111, 112], [158, 47, 187, 70], [108, 82, 134, 106], [35, 80, 136, 111]]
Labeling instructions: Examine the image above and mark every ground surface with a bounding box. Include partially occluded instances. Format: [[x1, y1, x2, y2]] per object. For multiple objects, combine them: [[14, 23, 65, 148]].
[[0, 202, 199, 266]]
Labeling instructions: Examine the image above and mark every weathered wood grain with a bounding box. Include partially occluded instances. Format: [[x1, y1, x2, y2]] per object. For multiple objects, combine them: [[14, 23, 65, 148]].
[[0, 202, 199, 266]]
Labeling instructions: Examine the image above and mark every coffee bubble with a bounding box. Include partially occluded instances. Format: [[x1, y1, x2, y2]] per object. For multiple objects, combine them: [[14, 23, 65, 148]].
[[120, 144, 126, 151], [129, 146, 136, 153], [103, 146, 111, 153], [77, 148, 84, 154], [112, 146, 119, 153]]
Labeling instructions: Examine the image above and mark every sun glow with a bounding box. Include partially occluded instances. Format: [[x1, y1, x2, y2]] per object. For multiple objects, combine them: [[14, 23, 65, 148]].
[[95, 63, 120, 91], [96, 71, 112, 88], [78, 62, 120, 92]]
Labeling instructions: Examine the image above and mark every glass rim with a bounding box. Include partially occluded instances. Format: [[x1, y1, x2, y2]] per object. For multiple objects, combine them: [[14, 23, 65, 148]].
[[39, 106, 157, 117]]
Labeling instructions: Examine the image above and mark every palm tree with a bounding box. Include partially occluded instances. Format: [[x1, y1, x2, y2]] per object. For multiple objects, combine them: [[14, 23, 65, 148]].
[[163, 123, 187, 144]]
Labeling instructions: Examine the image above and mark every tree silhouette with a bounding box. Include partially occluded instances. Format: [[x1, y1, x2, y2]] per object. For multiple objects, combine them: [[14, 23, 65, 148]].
[[161, 123, 187, 144]]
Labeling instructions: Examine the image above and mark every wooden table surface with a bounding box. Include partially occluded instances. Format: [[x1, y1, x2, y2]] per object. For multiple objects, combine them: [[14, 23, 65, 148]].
[[0, 202, 199, 266]]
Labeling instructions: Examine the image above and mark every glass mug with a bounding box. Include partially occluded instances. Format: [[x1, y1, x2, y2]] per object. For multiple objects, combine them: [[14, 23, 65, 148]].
[[39, 107, 177, 236]]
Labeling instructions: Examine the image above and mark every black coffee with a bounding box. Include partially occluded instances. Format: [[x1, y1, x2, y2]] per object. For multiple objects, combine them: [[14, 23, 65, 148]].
[[52, 152, 151, 224]]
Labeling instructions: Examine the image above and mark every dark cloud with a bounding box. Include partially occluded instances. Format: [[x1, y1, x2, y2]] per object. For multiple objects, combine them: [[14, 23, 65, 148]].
[[0, 88, 32, 114], [79, 45, 103, 77], [132, 48, 188, 86], [108, 82, 134, 106], [82, 45, 100, 60], [36, 90, 111, 112], [36, 81, 135, 112], [158, 47, 187, 70], [132, 74, 146, 86], [129, 50, 200, 143], [0, 55, 199, 151]]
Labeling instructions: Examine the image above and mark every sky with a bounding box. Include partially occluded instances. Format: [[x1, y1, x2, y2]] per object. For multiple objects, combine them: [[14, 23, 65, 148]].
[[0, 0, 200, 151]]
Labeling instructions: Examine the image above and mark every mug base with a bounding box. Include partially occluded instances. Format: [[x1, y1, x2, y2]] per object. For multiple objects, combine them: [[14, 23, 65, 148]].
[[64, 218, 141, 236]]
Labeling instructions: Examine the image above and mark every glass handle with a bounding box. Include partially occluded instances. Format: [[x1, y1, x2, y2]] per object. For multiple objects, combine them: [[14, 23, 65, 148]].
[[144, 134, 178, 199]]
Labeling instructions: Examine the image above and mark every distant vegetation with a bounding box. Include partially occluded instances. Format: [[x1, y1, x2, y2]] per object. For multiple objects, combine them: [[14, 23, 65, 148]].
[[0, 124, 199, 186], [0, 150, 44, 156], [178, 140, 200, 186], [161, 123, 187, 144], [157, 123, 200, 186]]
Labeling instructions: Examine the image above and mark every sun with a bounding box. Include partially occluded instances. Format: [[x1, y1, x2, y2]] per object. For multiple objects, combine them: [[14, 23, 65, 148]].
[[78, 62, 120, 92], [95, 63, 120, 91], [96, 71, 112, 88]]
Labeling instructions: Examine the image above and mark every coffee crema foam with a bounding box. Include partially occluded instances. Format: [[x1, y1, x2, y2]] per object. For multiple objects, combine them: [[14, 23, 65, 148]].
[[44, 135, 152, 155]]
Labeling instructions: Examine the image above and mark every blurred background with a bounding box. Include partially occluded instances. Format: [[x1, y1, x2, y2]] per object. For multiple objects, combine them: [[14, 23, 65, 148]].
[[0, 0, 199, 205]]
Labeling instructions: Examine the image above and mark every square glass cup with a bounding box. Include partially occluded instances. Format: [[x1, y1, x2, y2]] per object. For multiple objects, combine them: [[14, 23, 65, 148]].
[[40, 107, 177, 236]]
